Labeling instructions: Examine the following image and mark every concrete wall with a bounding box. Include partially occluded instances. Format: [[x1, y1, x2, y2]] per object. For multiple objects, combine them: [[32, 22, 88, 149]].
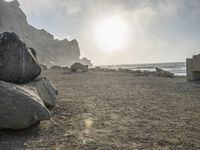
[[192, 55, 200, 71], [186, 55, 200, 81]]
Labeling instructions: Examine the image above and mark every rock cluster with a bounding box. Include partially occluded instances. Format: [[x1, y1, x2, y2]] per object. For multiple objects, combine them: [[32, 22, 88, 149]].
[[0, 32, 58, 130], [90, 67, 176, 78]]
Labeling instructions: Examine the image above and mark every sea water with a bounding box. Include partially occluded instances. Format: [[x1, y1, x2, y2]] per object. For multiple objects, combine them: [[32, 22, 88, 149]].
[[99, 62, 186, 76]]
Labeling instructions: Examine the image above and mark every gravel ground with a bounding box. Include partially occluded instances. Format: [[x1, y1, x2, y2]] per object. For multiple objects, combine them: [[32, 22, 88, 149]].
[[0, 69, 200, 150]]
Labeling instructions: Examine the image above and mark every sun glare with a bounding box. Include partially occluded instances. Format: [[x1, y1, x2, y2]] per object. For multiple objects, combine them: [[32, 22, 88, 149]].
[[94, 17, 129, 53]]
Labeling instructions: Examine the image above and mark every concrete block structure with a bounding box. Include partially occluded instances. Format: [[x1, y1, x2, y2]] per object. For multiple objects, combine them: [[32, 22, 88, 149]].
[[186, 54, 200, 81]]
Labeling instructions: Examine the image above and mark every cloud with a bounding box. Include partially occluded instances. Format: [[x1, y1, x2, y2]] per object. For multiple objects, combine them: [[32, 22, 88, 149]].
[[19, 0, 81, 14], [14, 0, 200, 64]]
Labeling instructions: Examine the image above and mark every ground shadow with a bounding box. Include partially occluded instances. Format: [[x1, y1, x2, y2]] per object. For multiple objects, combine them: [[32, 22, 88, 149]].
[[0, 124, 41, 150]]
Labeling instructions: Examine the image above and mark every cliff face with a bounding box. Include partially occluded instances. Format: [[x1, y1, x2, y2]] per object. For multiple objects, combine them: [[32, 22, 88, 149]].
[[0, 0, 84, 67]]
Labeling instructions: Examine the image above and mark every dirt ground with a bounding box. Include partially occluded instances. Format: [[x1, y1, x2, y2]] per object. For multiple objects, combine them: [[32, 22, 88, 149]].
[[0, 69, 200, 150]]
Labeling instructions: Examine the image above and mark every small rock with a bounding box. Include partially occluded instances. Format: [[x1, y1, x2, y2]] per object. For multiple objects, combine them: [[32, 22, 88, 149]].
[[71, 62, 88, 72], [50, 65, 62, 70]]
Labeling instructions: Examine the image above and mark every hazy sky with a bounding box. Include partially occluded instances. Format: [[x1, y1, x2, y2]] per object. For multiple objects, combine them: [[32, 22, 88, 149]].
[[9, 0, 200, 65]]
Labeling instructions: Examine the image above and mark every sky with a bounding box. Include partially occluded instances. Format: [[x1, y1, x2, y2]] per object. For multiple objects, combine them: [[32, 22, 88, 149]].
[[7, 0, 200, 65]]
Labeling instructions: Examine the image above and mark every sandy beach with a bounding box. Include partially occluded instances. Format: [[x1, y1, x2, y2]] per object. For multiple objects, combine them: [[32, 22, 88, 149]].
[[0, 69, 200, 150]]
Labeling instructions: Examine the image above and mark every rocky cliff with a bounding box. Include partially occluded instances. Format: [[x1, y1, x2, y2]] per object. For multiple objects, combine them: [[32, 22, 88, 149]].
[[0, 0, 90, 67]]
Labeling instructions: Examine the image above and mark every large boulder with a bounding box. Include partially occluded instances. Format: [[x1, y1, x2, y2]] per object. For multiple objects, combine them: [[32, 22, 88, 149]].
[[0, 80, 50, 130], [71, 62, 88, 72], [0, 32, 41, 84], [24, 77, 58, 109]]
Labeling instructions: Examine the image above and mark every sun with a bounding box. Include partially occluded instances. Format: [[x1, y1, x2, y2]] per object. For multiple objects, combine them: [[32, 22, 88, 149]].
[[94, 17, 129, 53]]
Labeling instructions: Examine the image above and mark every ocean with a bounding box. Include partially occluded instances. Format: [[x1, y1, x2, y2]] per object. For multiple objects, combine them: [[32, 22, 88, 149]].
[[99, 62, 186, 76]]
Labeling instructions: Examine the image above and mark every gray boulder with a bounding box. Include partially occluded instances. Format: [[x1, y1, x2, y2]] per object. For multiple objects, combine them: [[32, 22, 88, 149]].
[[24, 77, 58, 109], [71, 62, 88, 72], [0, 32, 41, 84], [156, 67, 175, 78], [0, 80, 50, 130]]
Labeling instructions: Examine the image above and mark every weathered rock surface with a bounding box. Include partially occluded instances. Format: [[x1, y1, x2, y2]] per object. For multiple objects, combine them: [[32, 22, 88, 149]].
[[51, 65, 63, 70], [0, 0, 92, 67], [40, 64, 48, 70], [71, 62, 88, 72], [90, 67, 177, 78], [156, 67, 175, 78], [24, 77, 58, 109], [62, 66, 71, 73], [0, 80, 50, 130], [0, 32, 41, 84]]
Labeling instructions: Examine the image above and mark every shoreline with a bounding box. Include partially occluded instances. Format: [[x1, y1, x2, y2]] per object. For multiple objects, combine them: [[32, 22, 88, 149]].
[[94, 61, 186, 76]]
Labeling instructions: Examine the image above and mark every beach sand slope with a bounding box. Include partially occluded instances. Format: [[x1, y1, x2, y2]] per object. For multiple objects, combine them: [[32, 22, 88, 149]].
[[0, 70, 200, 150]]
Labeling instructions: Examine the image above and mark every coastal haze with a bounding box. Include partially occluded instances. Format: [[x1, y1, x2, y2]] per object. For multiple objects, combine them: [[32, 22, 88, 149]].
[[1, 0, 200, 150], [6, 0, 200, 65]]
